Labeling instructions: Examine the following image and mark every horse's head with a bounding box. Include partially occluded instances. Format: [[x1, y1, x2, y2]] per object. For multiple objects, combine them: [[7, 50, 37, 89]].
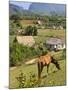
[[55, 61, 61, 70], [51, 56, 61, 70]]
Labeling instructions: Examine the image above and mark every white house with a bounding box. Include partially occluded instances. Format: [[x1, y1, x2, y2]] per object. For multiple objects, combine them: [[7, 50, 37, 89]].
[[37, 20, 42, 25], [45, 37, 65, 51]]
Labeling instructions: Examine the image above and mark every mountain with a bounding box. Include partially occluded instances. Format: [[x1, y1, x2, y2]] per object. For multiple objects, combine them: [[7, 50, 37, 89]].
[[9, 3, 66, 17], [29, 3, 66, 16], [9, 3, 24, 16], [9, 3, 39, 17]]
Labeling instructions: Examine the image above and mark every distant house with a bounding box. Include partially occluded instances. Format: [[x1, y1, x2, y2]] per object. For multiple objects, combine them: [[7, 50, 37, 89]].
[[17, 29, 23, 35], [37, 20, 42, 25], [52, 25, 56, 30], [45, 38, 65, 51], [16, 36, 35, 47], [52, 25, 64, 30], [59, 25, 63, 30]]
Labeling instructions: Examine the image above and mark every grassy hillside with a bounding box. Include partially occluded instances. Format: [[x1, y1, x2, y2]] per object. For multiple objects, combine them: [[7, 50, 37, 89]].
[[9, 59, 66, 88], [9, 28, 66, 88]]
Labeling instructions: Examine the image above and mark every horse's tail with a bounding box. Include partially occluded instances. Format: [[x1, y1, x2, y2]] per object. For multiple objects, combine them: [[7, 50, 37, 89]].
[[51, 56, 61, 70]]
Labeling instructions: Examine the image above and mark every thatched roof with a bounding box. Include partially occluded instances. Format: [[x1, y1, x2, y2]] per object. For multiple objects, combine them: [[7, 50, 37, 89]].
[[16, 36, 35, 47], [46, 38, 65, 45]]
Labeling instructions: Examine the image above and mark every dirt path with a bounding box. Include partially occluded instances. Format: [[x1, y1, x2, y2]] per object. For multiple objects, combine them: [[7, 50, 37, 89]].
[[25, 58, 38, 65], [10, 67, 17, 70]]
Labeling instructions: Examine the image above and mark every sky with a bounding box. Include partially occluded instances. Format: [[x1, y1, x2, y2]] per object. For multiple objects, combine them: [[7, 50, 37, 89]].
[[10, 1, 32, 10]]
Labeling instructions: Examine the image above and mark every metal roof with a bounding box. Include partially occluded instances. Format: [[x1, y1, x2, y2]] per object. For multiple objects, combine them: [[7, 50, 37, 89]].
[[46, 37, 65, 45]]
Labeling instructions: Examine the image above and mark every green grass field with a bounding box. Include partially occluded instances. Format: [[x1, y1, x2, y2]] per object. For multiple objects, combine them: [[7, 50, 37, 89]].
[[10, 29, 65, 45], [9, 28, 66, 88], [9, 59, 66, 89]]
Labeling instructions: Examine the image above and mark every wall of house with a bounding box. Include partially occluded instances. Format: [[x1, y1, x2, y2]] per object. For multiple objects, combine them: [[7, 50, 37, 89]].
[[55, 44, 65, 50], [46, 43, 65, 51]]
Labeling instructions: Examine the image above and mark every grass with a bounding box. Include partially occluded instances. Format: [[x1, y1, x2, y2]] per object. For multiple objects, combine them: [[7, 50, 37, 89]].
[[38, 29, 65, 37], [9, 59, 66, 89], [34, 29, 65, 44], [20, 20, 35, 28], [9, 28, 66, 88], [9, 29, 65, 45], [9, 35, 16, 45]]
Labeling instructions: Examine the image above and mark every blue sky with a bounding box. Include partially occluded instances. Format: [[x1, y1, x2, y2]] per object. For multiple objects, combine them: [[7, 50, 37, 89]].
[[10, 1, 32, 10]]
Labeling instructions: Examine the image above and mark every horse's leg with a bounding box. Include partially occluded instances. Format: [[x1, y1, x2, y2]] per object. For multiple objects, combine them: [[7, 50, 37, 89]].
[[47, 64, 49, 74], [40, 62, 44, 75], [37, 62, 41, 79]]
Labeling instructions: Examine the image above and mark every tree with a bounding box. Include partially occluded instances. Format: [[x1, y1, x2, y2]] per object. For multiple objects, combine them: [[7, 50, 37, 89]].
[[10, 14, 20, 21], [25, 26, 37, 36], [25, 26, 33, 35], [33, 26, 37, 36]]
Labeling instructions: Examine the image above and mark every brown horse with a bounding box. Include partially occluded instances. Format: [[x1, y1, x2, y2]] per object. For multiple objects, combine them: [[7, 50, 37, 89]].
[[37, 53, 60, 79]]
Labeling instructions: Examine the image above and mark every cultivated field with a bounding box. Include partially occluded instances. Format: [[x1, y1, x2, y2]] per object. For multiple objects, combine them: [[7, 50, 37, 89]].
[[10, 29, 65, 45], [20, 20, 36, 27]]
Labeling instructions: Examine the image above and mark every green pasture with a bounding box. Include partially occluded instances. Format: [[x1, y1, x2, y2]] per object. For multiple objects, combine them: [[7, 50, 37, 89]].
[[9, 59, 66, 89], [9, 28, 66, 88], [10, 29, 65, 45]]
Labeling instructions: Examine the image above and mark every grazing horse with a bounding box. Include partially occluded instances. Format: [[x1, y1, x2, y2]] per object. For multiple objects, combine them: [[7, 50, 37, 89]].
[[37, 53, 60, 79]]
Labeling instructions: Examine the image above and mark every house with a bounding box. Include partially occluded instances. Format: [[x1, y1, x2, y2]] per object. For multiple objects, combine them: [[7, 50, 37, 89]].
[[37, 20, 42, 25], [17, 29, 23, 35], [16, 36, 35, 47], [52, 25, 56, 30], [59, 26, 63, 30], [45, 37, 65, 51]]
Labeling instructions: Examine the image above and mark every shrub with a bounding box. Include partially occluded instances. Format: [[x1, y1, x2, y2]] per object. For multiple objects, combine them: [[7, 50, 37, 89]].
[[10, 43, 23, 66], [25, 26, 37, 36], [25, 26, 33, 35], [33, 26, 37, 36], [16, 71, 38, 88], [16, 71, 26, 88], [10, 36, 48, 66], [10, 41, 43, 66]]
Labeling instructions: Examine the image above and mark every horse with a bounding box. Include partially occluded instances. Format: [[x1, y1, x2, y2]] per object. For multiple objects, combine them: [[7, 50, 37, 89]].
[[37, 53, 61, 79], [25, 52, 61, 79]]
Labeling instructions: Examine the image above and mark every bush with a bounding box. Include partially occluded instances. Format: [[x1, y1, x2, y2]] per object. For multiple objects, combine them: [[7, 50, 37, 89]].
[[10, 41, 44, 66], [10, 43, 23, 66], [10, 36, 48, 66], [25, 26, 33, 35], [33, 26, 37, 36], [16, 71, 38, 88], [16, 71, 26, 88], [25, 26, 37, 36]]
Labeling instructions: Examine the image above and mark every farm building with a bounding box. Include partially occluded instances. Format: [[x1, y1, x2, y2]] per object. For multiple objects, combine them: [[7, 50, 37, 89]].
[[58, 25, 64, 30], [17, 29, 23, 35], [16, 36, 35, 47], [52, 25, 64, 30], [45, 37, 65, 51], [37, 20, 42, 25]]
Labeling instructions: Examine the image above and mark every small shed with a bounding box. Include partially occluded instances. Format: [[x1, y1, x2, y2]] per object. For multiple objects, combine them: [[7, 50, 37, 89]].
[[16, 36, 35, 47], [37, 20, 42, 25], [45, 37, 65, 51], [59, 26, 63, 30]]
